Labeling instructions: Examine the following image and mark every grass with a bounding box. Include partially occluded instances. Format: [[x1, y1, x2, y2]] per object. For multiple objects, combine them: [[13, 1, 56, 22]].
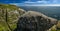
[[56, 20, 60, 31], [50, 20, 60, 31], [57, 21, 60, 28], [0, 4, 18, 10], [0, 4, 25, 31], [57, 30, 60, 31], [0, 21, 11, 31]]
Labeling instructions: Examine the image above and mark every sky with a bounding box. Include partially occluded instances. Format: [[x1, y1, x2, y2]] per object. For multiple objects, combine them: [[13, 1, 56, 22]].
[[0, 0, 28, 3], [0, 0, 60, 6]]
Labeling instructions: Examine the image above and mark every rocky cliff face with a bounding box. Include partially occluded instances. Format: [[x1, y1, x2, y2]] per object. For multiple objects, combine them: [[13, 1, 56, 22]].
[[15, 11, 57, 31], [0, 4, 25, 31], [0, 4, 58, 31]]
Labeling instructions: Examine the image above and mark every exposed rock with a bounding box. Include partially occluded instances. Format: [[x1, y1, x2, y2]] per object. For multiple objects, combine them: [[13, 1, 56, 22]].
[[15, 11, 58, 31], [0, 4, 26, 31]]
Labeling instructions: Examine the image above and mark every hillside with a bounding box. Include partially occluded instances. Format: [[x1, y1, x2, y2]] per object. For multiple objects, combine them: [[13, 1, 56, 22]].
[[0, 4, 25, 31], [15, 11, 57, 31], [0, 4, 59, 31], [56, 20, 60, 31]]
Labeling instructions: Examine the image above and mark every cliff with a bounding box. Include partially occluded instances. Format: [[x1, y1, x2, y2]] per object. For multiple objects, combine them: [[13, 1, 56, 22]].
[[15, 11, 57, 31], [0, 4, 25, 31], [0, 4, 58, 31]]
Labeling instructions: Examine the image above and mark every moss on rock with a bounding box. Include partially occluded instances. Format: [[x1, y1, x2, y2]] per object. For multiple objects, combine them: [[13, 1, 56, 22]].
[[0, 4, 25, 31]]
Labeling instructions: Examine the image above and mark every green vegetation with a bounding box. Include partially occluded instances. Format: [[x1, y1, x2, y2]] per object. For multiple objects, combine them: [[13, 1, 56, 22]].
[[51, 20, 60, 31], [0, 4, 25, 31], [57, 20, 60, 28], [57, 30, 60, 31], [56, 20, 60, 31], [0, 4, 18, 10], [0, 4, 60, 31]]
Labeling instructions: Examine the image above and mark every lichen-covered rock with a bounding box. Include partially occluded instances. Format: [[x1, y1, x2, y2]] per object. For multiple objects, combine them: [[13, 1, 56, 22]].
[[7, 8, 25, 30], [0, 4, 25, 31], [15, 11, 57, 31]]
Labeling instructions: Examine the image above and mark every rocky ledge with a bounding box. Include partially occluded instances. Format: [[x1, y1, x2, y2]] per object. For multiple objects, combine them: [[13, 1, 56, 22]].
[[14, 11, 58, 31]]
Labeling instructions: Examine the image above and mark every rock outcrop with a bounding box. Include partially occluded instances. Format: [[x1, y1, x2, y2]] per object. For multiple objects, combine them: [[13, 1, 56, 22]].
[[15, 11, 58, 31], [0, 4, 25, 31]]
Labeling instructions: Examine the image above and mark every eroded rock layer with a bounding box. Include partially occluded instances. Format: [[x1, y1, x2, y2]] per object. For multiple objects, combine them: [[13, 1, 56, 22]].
[[15, 11, 57, 31]]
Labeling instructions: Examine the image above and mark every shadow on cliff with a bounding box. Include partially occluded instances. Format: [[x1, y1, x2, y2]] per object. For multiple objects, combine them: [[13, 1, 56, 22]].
[[14, 11, 58, 31]]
